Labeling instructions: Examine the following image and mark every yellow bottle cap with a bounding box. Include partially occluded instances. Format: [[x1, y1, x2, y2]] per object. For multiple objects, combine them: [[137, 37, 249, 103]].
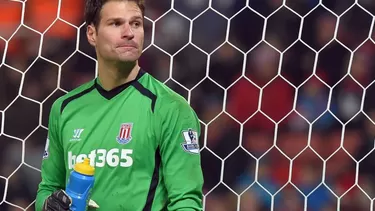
[[74, 158, 95, 176]]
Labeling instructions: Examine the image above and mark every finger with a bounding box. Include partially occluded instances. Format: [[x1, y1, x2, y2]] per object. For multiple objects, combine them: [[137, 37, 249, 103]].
[[51, 190, 71, 210]]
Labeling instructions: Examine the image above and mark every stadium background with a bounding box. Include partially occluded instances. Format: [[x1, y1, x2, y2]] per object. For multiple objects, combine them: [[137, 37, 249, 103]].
[[1, 0, 375, 210]]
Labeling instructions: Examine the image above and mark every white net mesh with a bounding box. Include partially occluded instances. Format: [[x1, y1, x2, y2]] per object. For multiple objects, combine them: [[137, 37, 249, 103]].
[[1, 0, 375, 210]]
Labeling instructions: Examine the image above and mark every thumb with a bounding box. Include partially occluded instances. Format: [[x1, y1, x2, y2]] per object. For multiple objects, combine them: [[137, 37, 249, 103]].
[[88, 199, 99, 208]]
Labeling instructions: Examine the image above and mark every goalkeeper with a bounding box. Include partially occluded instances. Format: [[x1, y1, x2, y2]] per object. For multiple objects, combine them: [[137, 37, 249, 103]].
[[35, 0, 204, 210]]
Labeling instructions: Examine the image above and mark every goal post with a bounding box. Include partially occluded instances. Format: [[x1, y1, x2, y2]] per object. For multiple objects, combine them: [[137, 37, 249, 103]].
[[1, 0, 375, 210]]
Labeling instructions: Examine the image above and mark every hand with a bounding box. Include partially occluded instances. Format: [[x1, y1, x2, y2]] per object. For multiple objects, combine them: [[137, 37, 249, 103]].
[[42, 190, 71, 211], [42, 190, 99, 211]]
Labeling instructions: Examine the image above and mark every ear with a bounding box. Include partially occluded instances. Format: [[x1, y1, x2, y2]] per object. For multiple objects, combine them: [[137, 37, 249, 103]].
[[86, 24, 97, 47]]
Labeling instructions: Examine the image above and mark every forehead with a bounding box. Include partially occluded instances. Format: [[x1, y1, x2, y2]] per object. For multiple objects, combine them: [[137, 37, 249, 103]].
[[100, 1, 142, 20]]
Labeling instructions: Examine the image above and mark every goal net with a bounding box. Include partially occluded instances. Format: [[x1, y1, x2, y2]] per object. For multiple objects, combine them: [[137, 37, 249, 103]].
[[1, 0, 375, 210]]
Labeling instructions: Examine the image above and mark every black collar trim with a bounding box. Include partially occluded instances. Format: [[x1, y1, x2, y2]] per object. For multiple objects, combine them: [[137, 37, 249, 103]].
[[95, 69, 146, 100]]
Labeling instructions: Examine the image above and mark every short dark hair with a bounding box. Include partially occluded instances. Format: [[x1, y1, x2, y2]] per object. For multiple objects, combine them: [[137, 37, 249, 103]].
[[84, 0, 145, 29]]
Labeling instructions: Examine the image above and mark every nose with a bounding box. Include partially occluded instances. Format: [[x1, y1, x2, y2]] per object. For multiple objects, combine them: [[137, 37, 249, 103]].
[[121, 23, 134, 39]]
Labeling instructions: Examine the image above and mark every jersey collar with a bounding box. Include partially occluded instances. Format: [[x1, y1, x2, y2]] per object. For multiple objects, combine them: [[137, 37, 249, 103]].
[[94, 68, 146, 100]]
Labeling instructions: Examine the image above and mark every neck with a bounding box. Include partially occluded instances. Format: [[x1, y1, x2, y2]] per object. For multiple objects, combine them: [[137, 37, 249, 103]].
[[97, 59, 140, 90]]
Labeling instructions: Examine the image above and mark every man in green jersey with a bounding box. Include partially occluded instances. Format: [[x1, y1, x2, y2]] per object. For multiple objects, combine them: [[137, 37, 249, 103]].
[[35, 0, 204, 210]]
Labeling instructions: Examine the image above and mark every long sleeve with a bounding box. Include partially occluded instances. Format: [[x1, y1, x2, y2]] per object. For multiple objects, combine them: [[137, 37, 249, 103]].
[[157, 96, 204, 211], [35, 100, 66, 211]]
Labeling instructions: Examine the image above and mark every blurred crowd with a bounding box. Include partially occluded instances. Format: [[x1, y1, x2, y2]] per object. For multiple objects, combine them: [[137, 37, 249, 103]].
[[1, 0, 375, 210]]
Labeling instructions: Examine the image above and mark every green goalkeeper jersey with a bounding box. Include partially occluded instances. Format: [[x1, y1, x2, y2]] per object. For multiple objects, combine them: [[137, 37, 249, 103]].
[[35, 69, 204, 211]]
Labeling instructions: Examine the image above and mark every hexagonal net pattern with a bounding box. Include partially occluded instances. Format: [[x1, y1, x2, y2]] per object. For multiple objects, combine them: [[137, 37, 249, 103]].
[[1, 0, 375, 210]]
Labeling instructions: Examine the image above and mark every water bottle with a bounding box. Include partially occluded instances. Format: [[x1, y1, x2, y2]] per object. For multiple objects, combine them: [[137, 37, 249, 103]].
[[65, 158, 95, 211]]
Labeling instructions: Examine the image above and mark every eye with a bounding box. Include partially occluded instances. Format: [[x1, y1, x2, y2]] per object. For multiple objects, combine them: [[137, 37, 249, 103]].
[[110, 21, 121, 27], [132, 21, 142, 28]]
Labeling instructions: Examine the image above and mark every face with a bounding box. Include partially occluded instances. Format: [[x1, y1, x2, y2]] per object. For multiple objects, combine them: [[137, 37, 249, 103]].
[[87, 1, 144, 63]]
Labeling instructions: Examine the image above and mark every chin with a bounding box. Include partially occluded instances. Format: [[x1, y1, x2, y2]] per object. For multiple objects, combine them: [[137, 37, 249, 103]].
[[118, 53, 140, 62], [117, 57, 139, 63]]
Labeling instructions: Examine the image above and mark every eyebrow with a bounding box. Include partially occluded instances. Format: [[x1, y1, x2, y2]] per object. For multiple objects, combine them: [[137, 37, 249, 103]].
[[130, 16, 143, 21], [105, 16, 143, 24]]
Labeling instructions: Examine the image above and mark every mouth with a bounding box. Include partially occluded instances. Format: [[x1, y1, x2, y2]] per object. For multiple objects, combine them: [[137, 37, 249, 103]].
[[118, 45, 137, 49]]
